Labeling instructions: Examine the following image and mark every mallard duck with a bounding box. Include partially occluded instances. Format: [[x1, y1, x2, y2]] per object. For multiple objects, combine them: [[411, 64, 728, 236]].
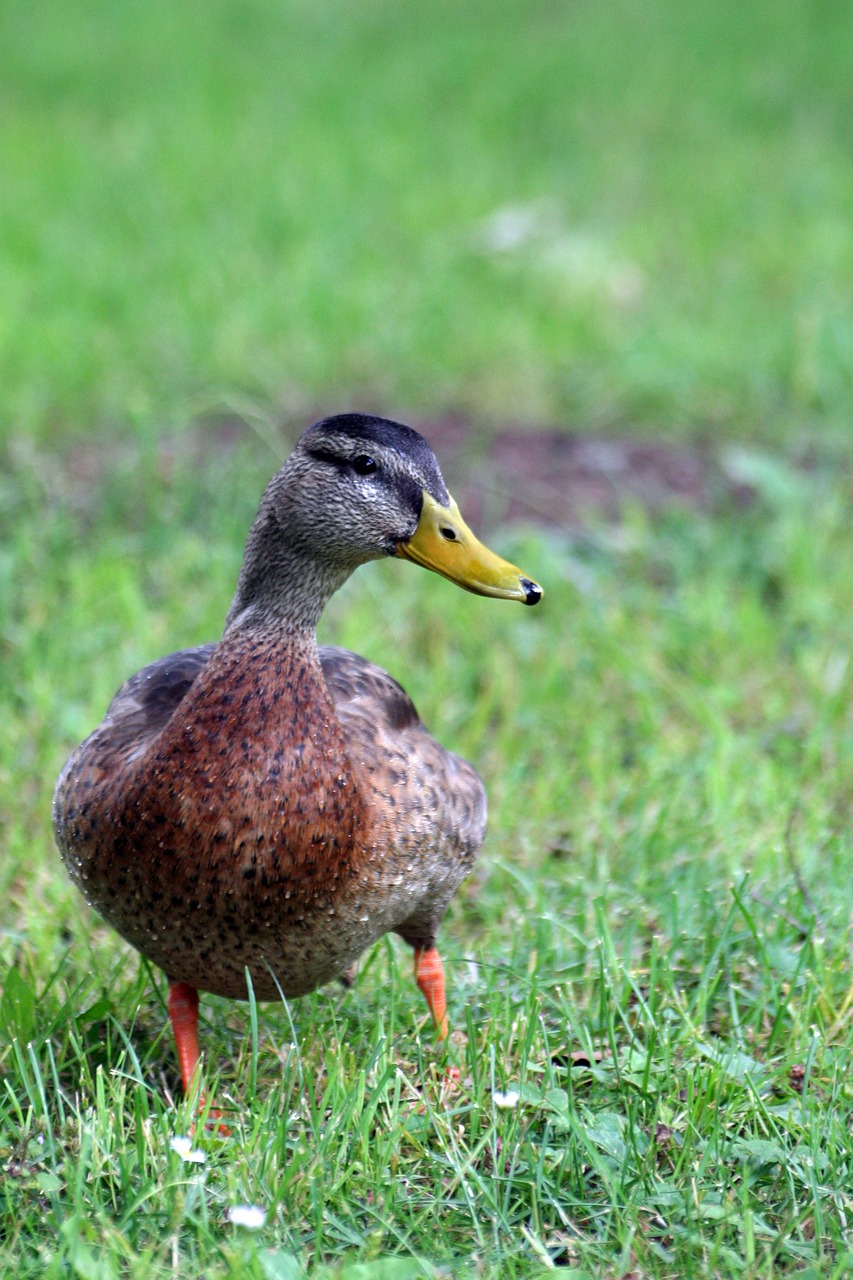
[[53, 414, 542, 1102]]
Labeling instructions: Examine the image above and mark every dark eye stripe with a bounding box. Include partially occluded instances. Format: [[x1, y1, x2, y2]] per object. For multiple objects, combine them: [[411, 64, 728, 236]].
[[305, 447, 350, 471], [306, 447, 379, 476]]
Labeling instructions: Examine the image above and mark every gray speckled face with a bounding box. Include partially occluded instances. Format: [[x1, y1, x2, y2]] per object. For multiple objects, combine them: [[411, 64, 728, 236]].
[[278, 414, 452, 566]]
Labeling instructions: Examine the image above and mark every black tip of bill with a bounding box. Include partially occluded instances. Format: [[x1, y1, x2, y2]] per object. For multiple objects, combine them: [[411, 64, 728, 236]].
[[520, 577, 543, 606]]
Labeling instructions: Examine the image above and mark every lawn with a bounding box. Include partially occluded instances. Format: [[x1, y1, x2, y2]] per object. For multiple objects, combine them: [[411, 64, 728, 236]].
[[1, 0, 852, 445], [2, 1, 853, 1278]]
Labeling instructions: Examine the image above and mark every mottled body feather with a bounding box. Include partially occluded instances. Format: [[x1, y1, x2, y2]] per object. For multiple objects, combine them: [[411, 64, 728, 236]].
[[53, 635, 486, 1001]]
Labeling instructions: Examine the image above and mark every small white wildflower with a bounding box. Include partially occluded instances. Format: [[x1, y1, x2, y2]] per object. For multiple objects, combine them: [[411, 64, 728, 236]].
[[492, 1088, 520, 1109], [170, 1135, 206, 1164], [227, 1204, 267, 1229]]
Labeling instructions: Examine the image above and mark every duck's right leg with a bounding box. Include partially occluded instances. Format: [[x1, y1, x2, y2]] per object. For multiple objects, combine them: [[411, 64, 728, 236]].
[[167, 981, 202, 1094], [167, 980, 230, 1133]]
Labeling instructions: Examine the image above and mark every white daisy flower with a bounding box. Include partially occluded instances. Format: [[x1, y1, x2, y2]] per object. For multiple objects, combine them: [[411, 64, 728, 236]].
[[227, 1204, 267, 1229], [169, 1135, 206, 1164]]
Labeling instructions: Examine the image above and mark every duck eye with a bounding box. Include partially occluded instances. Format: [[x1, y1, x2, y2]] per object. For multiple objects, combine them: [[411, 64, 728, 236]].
[[440, 526, 458, 541], [352, 454, 378, 476]]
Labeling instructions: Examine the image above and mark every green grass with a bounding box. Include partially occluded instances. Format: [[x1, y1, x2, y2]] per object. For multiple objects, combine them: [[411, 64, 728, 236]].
[[2, 436, 853, 1277], [1, 0, 852, 443], [3, 0, 853, 1273]]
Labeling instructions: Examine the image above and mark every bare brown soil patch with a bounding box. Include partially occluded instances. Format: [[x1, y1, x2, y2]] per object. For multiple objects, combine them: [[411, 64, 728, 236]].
[[416, 418, 755, 531]]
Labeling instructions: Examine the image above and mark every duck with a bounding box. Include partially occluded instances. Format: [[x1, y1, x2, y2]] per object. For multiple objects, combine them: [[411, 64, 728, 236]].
[[53, 413, 542, 1105]]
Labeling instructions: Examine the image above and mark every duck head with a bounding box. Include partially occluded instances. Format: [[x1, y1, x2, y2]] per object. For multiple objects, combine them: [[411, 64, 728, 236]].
[[227, 413, 543, 631]]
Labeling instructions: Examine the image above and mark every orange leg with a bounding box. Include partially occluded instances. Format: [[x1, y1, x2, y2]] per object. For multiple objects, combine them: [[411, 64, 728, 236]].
[[413, 946, 449, 1040], [167, 981, 230, 1133], [168, 981, 202, 1097]]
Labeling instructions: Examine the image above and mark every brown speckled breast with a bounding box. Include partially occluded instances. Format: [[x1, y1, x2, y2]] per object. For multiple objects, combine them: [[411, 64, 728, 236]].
[[53, 630, 486, 1001]]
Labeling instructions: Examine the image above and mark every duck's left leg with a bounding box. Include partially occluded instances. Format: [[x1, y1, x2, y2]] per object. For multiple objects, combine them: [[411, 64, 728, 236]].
[[412, 946, 449, 1040]]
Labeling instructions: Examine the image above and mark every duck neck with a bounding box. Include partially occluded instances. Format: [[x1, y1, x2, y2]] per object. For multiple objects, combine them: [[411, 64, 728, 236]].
[[224, 507, 353, 638]]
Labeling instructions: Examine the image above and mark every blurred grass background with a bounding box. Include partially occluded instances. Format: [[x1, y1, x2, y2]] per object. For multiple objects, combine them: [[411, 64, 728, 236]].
[[3, 2, 853, 1277], [2, 0, 851, 445]]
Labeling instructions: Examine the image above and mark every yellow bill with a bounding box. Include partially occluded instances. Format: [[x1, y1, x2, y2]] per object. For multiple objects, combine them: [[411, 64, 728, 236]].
[[396, 492, 543, 605]]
